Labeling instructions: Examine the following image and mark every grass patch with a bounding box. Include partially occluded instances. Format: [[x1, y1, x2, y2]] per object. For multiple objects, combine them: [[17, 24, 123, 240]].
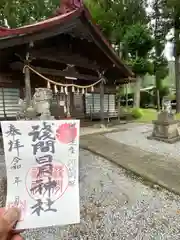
[[135, 108, 157, 123], [135, 108, 180, 123], [121, 107, 180, 123], [175, 113, 180, 120]]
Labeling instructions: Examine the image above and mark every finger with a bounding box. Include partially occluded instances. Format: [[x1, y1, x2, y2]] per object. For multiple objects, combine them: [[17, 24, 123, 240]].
[[11, 234, 24, 240], [3, 208, 20, 228], [12, 229, 25, 234], [0, 208, 24, 233], [0, 208, 20, 234], [0, 208, 5, 215], [11, 230, 25, 238]]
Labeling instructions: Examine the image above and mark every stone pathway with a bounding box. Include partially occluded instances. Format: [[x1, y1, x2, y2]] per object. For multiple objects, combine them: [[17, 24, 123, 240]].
[[105, 123, 180, 158], [81, 131, 180, 195], [22, 150, 180, 239], [0, 123, 180, 239], [0, 148, 180, 239], [80, 124, 125, 136]]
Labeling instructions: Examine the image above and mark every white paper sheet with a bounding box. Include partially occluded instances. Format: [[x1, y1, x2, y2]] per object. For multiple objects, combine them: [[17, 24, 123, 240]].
[[1, 120, 80, 229]]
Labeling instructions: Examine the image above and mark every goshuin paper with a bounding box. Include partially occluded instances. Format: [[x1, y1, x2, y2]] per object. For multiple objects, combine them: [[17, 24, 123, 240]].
[[1, 120, 80, 230]]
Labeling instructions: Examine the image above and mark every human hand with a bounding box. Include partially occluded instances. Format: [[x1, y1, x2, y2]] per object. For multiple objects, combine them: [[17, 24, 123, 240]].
[[0, 208, 23, 240]]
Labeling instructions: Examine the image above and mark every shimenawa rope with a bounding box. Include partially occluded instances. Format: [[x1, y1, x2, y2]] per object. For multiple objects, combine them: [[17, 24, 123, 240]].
[[23, 65, 102, 89]]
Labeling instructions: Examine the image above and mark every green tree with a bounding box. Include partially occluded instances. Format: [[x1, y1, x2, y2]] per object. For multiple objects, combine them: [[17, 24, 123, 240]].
[[85, 0, 115, 39], [85, 0, 148, 44], [163, 0, 180, 112], [122, 23, 154, 107], [86, 0, 152, 108], [149, 0, 169, 110], [0, 0, 59, 27], [153, 55, 168, 109]]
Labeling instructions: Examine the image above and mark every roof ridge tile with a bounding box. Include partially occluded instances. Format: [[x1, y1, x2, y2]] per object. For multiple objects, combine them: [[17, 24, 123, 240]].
[[54, 0, 83, 15]]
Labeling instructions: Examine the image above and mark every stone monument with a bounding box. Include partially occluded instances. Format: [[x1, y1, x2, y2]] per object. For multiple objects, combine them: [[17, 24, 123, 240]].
[[148, 100, 180, 143], [17, 88, 55, 120], [33, 88, 54, 120]]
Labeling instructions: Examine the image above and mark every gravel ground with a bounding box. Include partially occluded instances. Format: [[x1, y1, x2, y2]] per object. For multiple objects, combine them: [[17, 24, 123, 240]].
[[0, 148, 180, 239], [106, 123, 180, 159]]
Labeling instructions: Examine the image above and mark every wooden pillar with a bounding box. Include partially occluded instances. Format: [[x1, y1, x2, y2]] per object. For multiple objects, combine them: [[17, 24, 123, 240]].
[[24, 51, 32, 107], [125, 83, 128, 108], [69, 90, 74, 117], [118, 92, 121, 121], [1, 88, 6, 119], [100, 79, 104, 122]]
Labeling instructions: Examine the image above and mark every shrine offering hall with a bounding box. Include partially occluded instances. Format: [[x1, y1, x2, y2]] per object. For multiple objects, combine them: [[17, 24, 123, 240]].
[[0, 1, 133, 121]]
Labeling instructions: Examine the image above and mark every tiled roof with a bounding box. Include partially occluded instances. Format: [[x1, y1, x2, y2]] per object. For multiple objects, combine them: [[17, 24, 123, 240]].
[[0, 1, 133, 77]]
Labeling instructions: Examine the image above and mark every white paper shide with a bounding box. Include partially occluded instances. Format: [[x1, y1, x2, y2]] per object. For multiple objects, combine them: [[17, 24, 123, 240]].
[[1, 120, 80, 229]]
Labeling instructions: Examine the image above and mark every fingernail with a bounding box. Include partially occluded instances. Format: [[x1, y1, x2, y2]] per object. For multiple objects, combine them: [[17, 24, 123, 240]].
[[3, 208, 20, 226]]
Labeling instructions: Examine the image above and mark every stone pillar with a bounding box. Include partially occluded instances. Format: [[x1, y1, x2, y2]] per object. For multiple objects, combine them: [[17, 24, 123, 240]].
[[33, 88, 54, 120], [100, 79, 104, 122]]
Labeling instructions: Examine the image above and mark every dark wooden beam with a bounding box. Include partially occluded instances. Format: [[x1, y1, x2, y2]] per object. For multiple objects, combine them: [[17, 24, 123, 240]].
[[10, 62, 99, 81], [115, 78, 136, 84], [31, 50, 99, 70]]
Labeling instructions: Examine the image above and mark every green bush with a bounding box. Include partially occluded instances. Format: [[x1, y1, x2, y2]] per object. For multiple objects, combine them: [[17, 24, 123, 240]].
[[140, 91, 152, 108], [131, 108, 143, 119], [160, 86, 170, 97], [167, 93, 175, 101]]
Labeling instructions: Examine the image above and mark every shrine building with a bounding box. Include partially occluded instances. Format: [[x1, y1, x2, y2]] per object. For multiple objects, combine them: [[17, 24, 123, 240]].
[[0, 0, 134, 121]]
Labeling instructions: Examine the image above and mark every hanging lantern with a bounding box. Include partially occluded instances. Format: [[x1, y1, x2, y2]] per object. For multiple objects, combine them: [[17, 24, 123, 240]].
[[82, 88, 85, 94], [91, 85, 94, 92], [60, 86, 64, 93], [54, 85, 58, 93], [72, 85, 75, 93], [47, 81, 51, 89]]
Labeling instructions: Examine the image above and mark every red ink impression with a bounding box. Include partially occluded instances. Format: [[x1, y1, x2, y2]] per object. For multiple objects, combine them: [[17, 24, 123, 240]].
[[26, 162, 69, 202], [56, 123, 77, 144]]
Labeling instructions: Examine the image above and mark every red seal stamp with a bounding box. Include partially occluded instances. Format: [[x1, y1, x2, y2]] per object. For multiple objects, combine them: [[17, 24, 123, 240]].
[[26, 162, 69, 202], [56, 123, 77, 144]]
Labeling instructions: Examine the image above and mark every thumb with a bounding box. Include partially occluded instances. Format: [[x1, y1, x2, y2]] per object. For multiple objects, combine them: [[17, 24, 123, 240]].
[[0, 208, 20, 239]]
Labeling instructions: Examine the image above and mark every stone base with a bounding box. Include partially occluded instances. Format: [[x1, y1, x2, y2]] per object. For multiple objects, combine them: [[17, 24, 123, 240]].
[[150, 116, 180, 144], [147, 135, 180, 144]]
